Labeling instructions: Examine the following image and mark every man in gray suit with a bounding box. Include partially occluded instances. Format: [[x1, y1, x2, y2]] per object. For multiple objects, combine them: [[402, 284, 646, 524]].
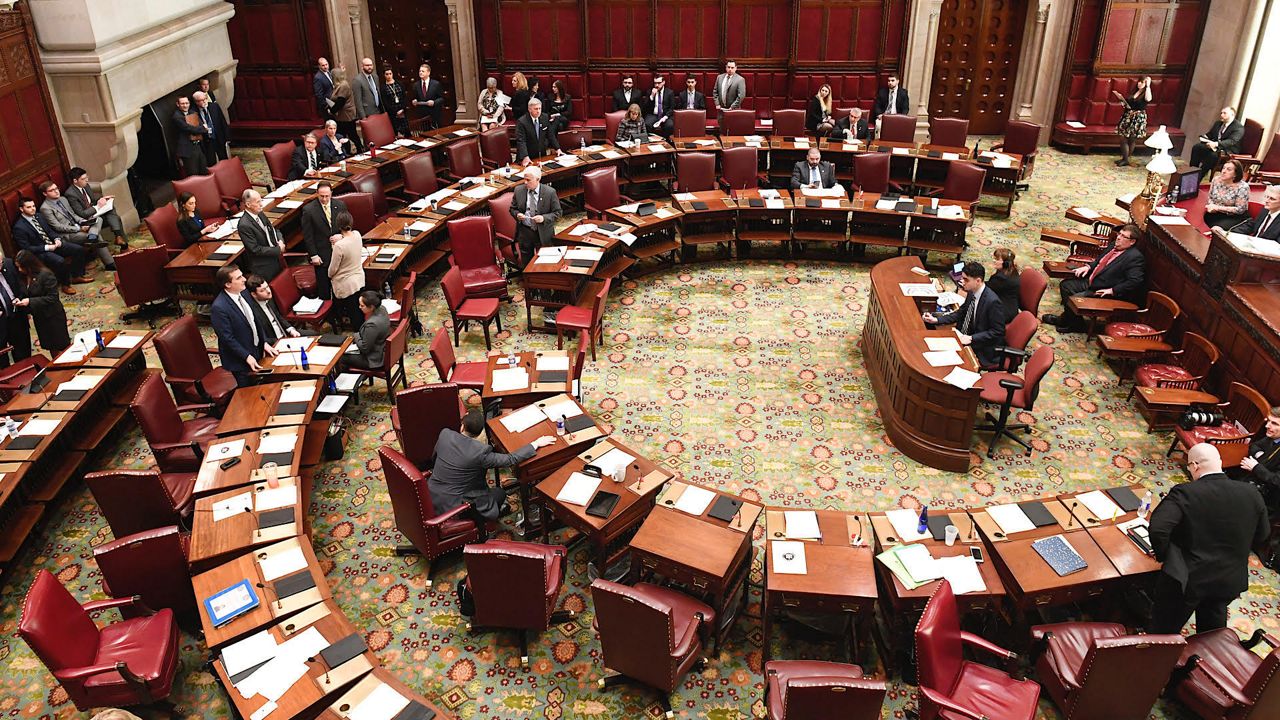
[[712, 60, 747, 118], [66, 167, 127, 250], [429, 409, 555, 522], [790, 148, 838, 190], [353, 57, 383, 121], [38, 181, 114, 271], [509, 165, 562, 267], [342, 290, 391, 369]]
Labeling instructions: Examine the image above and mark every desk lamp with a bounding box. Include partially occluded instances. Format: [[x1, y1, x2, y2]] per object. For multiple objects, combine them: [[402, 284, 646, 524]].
[[1141, 126, 1177, 200]]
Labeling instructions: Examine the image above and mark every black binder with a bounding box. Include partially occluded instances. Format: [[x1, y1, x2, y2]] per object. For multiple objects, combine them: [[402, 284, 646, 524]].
[[538, 370, 568, 383], [391, 701, 436, 720], [1018, 500, 1057, 528], [691, 201, 709, 211], [805, 198, 821, 208], [274, 401, 309, 416], [6, 436, 41, 450], [208, 252, 233, 262], [1105, 486, 1142, 513], [563, 414, 595, 433], [925, 515, 954, 542], [272, 570, 316, 599], [319, 632, 366, 668], [257, 508, 295, 530], [318, 333, 346, 346], [96, 347, 128, 359], [53, 389, 88, 402], [747, 198, 763, 208], [259, 452, 294, 468], [586, 490, 621, 518], [708, 495, 742, 522]]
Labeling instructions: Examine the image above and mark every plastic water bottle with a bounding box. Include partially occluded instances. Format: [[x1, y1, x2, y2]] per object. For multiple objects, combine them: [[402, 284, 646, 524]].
[[2, 416, 14, 439], [1137, 491, 1153, 521], [383, 280, 393, 298], [403, 223, 411, 241], [94, 329, 103, 349], [507, 349, 517, 367], [340, 159, 347, 172], [580, 136, 587, 153], [299, 346, 310, 370], [917, 506, 929, 534], [556, 416, 566, 436]]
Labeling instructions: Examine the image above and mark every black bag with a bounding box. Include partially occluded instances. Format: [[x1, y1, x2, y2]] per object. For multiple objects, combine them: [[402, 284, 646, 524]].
[[323, 416, 351, 460], [456, 578, 475, 616]]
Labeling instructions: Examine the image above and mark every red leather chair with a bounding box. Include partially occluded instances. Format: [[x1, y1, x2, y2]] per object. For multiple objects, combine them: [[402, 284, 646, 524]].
[[591, 578, 714, 715], [557, 128, 592, 149], [1019, 268, 1049, 315], [144, 202, 186, 259], [1168, 382, 1271, 464], [270, 270, 332, 331], [153, 314, 236, 410], [1254, 132, 1280, 184], [1228, 119, 1266, 174], [334, 191, 378, 233], [604, 110, 626, 143], [915, 580, 1039, 720], [772, 109, 806, 138], [763, 660, 887, 720], [676, 152, 716, 192], [94, 526, 198, 626], [1103, 291, 1180, 341], [387, 270, 417, 326], [462, 540, 575, 666], [128, 373, 218, 472], [391, 382, 463, 469], [172, 174, 226, 219], [878, 114, 917, 143], [377, 444, 481, 587], [673, 109, 707, 137], [1130, 332, 1220, 400], [447, 215, 509, 300], [263, 141, 296, 188], [986, 310, 1038, 372], [1030, 621, 1185, 720], [358, 113, 395, 147], [488, 193, 519, 267], [85, 469, 196, 538], [210, 157, 269, 213], [556, 278, 610, 360], [926, 162, 986, 217], [0, 352, 50, 402], [929, 117, 970, 147], [348, 316, 410, 397], [18, 569, 179, 712], [429, 327, 487, 391], [347, 170, 390, 220], [720, 146, 760, 194], [992, 120, 1042, 181], [445, 137, 484, 179], [977, 345, 1055, 457], [1170, 627, 1280, 720], [852, 153, 900, 194], [720, 109, 756, 135], [114, 246, 179, 326], [479, 126, 513, 169], [583, 166, 633, 219], [442, 266, 501, 349], [402, 152, 441, 198]]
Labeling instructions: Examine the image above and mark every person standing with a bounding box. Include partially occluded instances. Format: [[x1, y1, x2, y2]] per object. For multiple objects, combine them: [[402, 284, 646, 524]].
[[13, 250, 71, 355], [509, 166, 562, 266], [327, 210, 366, 330], [300, 182, 345, 299], [514, 98, 561, 164], [313, 57, 335, 118], [236, 190, 285, 280], [428, 409, 555, 522], [382, 67, 410, 137], [1149, 443, 1268, 633], [1113, 77, 1151, 167], [353, 57, 384, 122], [193, 91, 228, 166], [412, 63, 444, 130], [330, 67, 358, 144], [509, 72, 532, 121], [0, 254, 32, 361], [712, 60, 746, 118], [171, 96, 209, 176], [210, 264, 273, 386], [66, 168, 127, 250]]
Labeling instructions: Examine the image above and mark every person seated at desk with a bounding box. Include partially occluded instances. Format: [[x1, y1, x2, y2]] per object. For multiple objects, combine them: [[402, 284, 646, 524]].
[[921, 262, 1006, 367], [1041, 223, 1146, 333], [545, 80, 573, 136], [10, 197, 90, 294], [806, 85, 835, 136], [1202, 159, 1251, 232], [1230, 184, 1280, 243], [319, 119, 356, 161], [1190, 107, 1245, 182], [645, 75, 674, 138], [616, 104, 648, 144], [341, 290, 390, 370], [514, 97, 562, 165], [1240, 407, 1280, 566], [211, 264, 275, 386], [830, 107, 869, 141], [675, 76, 705, 111], [612, 75, 641, 113], [175, 191, 221, 246], [986, 248, 1021, 323], [428, 409, 556, 523], [289, 133, 325, 181], [790, 148, 838, 190], [245, 274, 304, 346]]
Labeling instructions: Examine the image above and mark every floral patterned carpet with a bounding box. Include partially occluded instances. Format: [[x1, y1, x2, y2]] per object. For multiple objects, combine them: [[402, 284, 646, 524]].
[[0, 142, 1274, 720]]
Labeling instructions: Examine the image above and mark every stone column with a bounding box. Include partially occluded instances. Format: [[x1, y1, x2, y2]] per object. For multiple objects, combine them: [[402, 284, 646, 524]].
[[901, 0, 943, 140], [1182, 0, 1264, 160], [445, 0, 478, 123], [1014, 2, 1050, 122]]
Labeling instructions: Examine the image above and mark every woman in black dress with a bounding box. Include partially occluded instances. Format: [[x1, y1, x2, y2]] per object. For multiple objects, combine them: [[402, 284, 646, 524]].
[[510, 72, 532, 121], [175, 191, 219, 246], [986, 248, 1021, 323], [545, 80, 573, 136], [381, 67, 409, 136], [14, 250, 70, 354], [1114, 76, 1151, 166]]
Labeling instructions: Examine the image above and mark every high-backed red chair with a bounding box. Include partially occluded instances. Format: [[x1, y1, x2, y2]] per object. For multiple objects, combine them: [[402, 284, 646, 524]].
[[591, 578, 714, 716], [1030, 621, 1185, 720], [429, 326, 487, 391], [377, 444, 481, 587], [1170, 627, 1280, 720], [676, 152, 716, 192], [853, 153, 900, 194], [720, 146, 760, 194], [441, 266, 501, 349], [480, 126, 513, 169], [0, 351, 50, 402], [1168, 382, 1271, 464], [447, 215, 509, 300], [1254, 132, 1280, 184], [557, 128, 592, 149], [1019, 268, 1049, 315], [263, 141, 296, 187], [348, 316, 409, 397], [270, 269, 332, 331], [129, 374, 218, 472], [555, 279, 610, 360], [94, 526, 198, 626], [1130, 332, 1220, 400], [604, 110, 626, 143], [992, 120, 1041, 181], [583, 166, 633, 218], [153, 314, 236, 410], [1103, 291, 1179, 341], [977, 345, 1055, 457], [85, 469, 196, 538], [878, 114, 917, 143], [462, 540, 575, 667], [358, 113, 395, 147], [18, 569, 179, 712], [210, 157, 269, 213], [114, 246, 179, 326], [764, 660, 887, 720], [172, 174, 226, 219], [772, 109, 806, 138], [387, 270, 417, 328], [445, 137, 484, 179], [915, 580, 1039, 720], [391, 382, 463, 469], [488, 193, 519, 267], [1229, 118, 1266, 174], [673, 109, 707, 137], [347, 170, 389, 220], [334, 191, 378, 234], [144, 203, 186, 259], [927, 162, 986, 217], [929, 117, 970, 147], [402, 152, 441, 198], [986, 310, 1038, 372], [720, 109, 756, 135]]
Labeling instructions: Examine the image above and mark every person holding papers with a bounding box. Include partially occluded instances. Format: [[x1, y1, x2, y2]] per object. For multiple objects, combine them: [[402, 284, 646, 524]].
[[175, 191, 220, 247], [237, 189, 285, 280], [790, 148, 838, 190], [1231, 184, 1280, 243], [12, 250, 70, 354], [510, 166, 562, 266], [341, 290, 389, 370], [211, 264, 273, 386], [429, 409, 556, 522], [327, 211, 366, 330], [1148, 443, 1267, 633], [1042, 223, 1146, 333], [921, 262, 1006, 368], [514, 98, 562, 165], [67, 167, 127, 250], [301, 182, 346, 299], [478, 76, 508, 130], [245, 274, 303, 345]]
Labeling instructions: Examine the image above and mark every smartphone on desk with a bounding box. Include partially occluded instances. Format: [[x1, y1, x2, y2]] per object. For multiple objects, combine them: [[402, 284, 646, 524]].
[[970, 546, 984, 563]]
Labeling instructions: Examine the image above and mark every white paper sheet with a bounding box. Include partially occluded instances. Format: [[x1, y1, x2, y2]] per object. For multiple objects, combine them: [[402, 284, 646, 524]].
[[274, 199, 303, 210], [278, 385, 314, 403], [258, 432, 298, 455], [942, 152, 961, 161], [209, 222, 238, 240], [891, 147, 910, 155], [886, 508, 933, 542], [924, 336, 962, 352], [535, 246, 567, 262], [258, 546, 307, 582], [539, 396, 583, 423], [206, 439, 246, 463], [496, 406, 544, 437], [222, 628, 280, 676], [1066, 120, 1086, 129], [106, 334, 143, 349], [1074, 206, 1100, 220], [17, 418, 58, 437], [564, 248, 604, 261], [784, 510, 822, 540], [899, 283, 938, 297], [212, 492, 254, 521], [937, 205, 965, 220], [536, 355, 570, 371], [316, 395, 348, 414], [673, 193, 695, 201], [408, 198, 430, 211], [462, 184, 497, 199], [821, 199, 843, 208], [250, 701, 278, 720], [923, 350, 964, 367], [897, 542, 941, 583], [305, 346, 339, 366], [274, 337, 311, 353], [255, 485, 298, 512], [252, 627, 328, 702], [569, 223, 598, 236], [765, 199, 785, 209], [58, 374, 103, 392], [601, 150, 623, 159], [53, 346, 86, 364], [987, 504, 1036, 535], [490, 367, 529, 392], [1150, 214, 1191, 226], [1076, 490, 1124, 521], [674, 485, 716, 516], [936, 554, 986, 594], [556, 472, 602, 506], [591, 447, 635, 478], [771, 541, 808, 574], [943, 367, 982, 389], [655, 207, 677, 218], [335, 373, 360, 392], [408, 220, 435, 233], [443, 200, 469, 211], [349, 684, 410, 720]]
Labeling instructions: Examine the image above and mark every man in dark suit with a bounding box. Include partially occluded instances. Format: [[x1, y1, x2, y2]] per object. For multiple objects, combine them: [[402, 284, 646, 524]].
[[66, 167, 127, 250], [314, 57, 334, 117], [289, 134, 324, 181], [411, 63, 444, 130], [198, 77, 219, 104], [0, 256, 31, 362], [236, 190, 284, 280], [872, 75, 910, 124], [11, 198, 90, 292], [1042, 223, 1146, 332], [509, 165, 563, 265], [1232, 184, 1280, 243], [319, 120, 356, 161], [353, 57, 384, 121], [1149, 443, 1268, 633], [675, 76, 706, 111], [300, 182, 345, 299], [831, 107, 869, 141], [193, 91, 229, 165], [1241, 408, 1280, 568], [245, 274, 302, 346], [790, 148, 839, 190], [644, 75, 675, 138], [428, 409, 555, 522], [514, 98, 562, 164], [39, 181, 114, 272], [1191, 107, 1246, 181], [341, 290, 391, 370], [171, 96, 209, 175], [211, 264, 273, 386], [612, 76, 641, 113], [922, 262, 1007, 367]]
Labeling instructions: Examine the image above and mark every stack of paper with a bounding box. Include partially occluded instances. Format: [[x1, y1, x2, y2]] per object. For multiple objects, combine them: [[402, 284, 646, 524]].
[[499, 404, 546, 433], [442, 200, 469, 211], [305, 345, 340, 366], [556, 472, 601, 506], [53, 345, 87, 364], [279, 385, 314, 404], [784, 510, 822, 540], [334, 373, 361, 392], [942, 152, 961, 161], [292, 296, 324, 315], [1074, 207, 1100, 220], [208, 222, 238, 240], [255, 485, 298, 511], [259, 432, 298, 455], [536, 355, 570, 371], [877, 543, 938, 589], [943, 367, 982, 389], [535, 246, 567, 263], [569, 223, 598, 236], [646, 144, 666, 153], [407, 220, 434, 233], [57, 373, 103, 393], [886, 508, 932, 542], [772, 541, 808, 574], [273, 199, 303, 210], [600, 149, 623, 159], [765, 199, 785, 209], [462, 184, 497, 199], [490, 367, 529, 392], [675, 485, 716, 515], [408, 198, 431, 211], [924, 336, 962, 352], [380, 299, 402, 315], [591, 447, 635, 478], [394, 138, 418, 147], [1076, 490, 1123, 520], [935, 555, 986, 594], [235, 626, 328, 702], [540, 396, 582, 423], [222, 629, 279, 679], [759, 189, 780, 199], [937, 205, 965, 220], [349, 684, 409, 720], [274, 337, 311, 353], [923, 350, 964, 367], [1150, 215, 1191, 226], [986, 504, 1036, 535], [316, 395, 348, 414], [655, 207, 677, 218]]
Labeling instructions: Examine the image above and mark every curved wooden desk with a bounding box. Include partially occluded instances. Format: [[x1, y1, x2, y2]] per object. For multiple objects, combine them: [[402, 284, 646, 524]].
[[861, 256, 981, 472]]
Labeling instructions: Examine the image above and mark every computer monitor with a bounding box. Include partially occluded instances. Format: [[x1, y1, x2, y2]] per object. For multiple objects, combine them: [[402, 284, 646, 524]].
[[1167, 167, 1201, 202]]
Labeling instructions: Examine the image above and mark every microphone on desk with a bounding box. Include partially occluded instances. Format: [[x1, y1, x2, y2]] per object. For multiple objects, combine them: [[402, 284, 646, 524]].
[[852, 516, 863, 547], [307, 656, 332, 685], [1226, 216, 1253, 234], [1066, 501, 1078, 528], [968, 516, 978, 542], [256, 581, 283, 610]]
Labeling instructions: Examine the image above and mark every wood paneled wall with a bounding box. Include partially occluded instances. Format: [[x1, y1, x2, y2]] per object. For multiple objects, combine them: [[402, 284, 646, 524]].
[[226, 0, 333, 141]]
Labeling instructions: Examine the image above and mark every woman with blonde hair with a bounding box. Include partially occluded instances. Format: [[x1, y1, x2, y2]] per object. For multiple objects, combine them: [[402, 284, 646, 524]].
[[806, 84, 835, 135], [616, 103, 647, 143], [510, 72, 531, 120], [330, 66, 357, 143]]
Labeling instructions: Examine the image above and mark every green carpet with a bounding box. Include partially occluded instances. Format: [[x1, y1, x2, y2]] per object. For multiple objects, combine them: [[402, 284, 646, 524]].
[[0, 144, 1271, 720]]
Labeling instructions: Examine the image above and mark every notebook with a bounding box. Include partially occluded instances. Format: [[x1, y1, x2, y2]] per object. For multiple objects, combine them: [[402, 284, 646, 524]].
[[1031, 534, 1088, 576], [585, 490, 621, 518], [708, 496, 743, 523], [691, 201, 709, 210], [318, 334, 346, 346], [1105, 486, 1142, 513], [748, 198, 763, 208], [1018, 500, 1057, 528]]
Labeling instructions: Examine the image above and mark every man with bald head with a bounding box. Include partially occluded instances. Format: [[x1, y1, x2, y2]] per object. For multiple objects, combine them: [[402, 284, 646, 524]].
[[171, 95, 209, 175], [353, 57, 384, 121], [236, 189, 285, 280], [1148, 443, 1267, 633]]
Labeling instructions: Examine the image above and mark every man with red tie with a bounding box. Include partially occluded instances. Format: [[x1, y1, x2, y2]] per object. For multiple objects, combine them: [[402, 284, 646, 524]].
[[411, 63, 444, 130], [1042, 222, 1146, 332]]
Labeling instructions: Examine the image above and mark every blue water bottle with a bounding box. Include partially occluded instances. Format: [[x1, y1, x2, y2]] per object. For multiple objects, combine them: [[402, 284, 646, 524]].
[[94, 329, 103, 349], [299, 346, 310, 370], [917, 506, 929, 534]]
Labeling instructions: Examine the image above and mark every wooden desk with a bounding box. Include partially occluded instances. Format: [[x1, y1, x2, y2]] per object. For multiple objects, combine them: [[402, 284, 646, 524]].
[[481, 351, 574, 409], [1133, 386, 1221, 430], [735, 188, 794, 256], [618, 138, 674, 187], [195, 426, 306, 497], [190, 477, 304, 570], [0, 412, 72, 463], [982, 520, 1118, 611], [261, 336, 352, 381], [604, 201, 682, 265], [522, 247, 598, 333], [217, 380, 321, 437], [553, 221, 635, 279], [1056, 485, 1162, 579], [47, 330, 151, 370], [1065, 296, 1139, 338], [166, 241, 245, 303], [673, 190, 737, 260], [6, 367, 113, 414], [317, 669, 454, 720], [1095, 335, 1173, 379]]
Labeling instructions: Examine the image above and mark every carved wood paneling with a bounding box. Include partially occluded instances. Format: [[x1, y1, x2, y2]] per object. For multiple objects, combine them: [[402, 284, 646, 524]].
[[369, 0, 457, 125], [1095, 0, 1204, 71], [929, 0, 1026, 134], [226, 0, 333, 135]]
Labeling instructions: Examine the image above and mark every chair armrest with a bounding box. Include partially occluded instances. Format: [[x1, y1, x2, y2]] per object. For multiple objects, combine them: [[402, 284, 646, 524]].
[[177, 402, 218, 416], [998, 377, 1024, 391], [918, 686, 990, 720], [960, 631, 1019, 661], [151, 440, 201, 455], [1182, 655, 1255, 708], [82, 595, 148, 615], [55, 661, 143, 683], [995, 346, 1030, 359], [424, 503, 474, 527], [1244, 628, 1280, 650], [671, 611, 704, 658]]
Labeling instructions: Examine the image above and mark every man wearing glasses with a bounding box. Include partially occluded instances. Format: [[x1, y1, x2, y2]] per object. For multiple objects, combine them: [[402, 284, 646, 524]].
[[645, 75, 675, 138]]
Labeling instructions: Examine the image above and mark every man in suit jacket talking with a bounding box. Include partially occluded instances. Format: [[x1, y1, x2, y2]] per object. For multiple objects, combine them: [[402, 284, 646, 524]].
[[922, 262, 1007, 367], [1232, 184, 1280, 244], [1149, 443, 1268, 633], [509, 165, 563, 266], [1191, 107, 1246, 181], [712, 60, 746, 117], [236, 189, 285, 280], [429, 409, 556, 522], [873, 75, 910, 123], [211, 264, 274, 386], [790, 148, 839, 191], [412, 63, 444, 129], [1043, 223, 1146, 332], [300, 182, 346, 299], [515, 98, 562, 164]]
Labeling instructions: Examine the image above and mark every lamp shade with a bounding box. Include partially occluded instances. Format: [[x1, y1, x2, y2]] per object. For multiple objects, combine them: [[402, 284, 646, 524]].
[[1144, 125, 1174, 151], [1146, 151, 1178, 174]]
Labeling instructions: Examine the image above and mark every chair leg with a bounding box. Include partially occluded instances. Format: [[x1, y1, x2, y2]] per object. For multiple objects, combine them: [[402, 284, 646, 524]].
[[482, 321, 491, 350], [588, 327, 597, 362], [556, 325, 564, 350], [519, 629, 530, 667], [1167, 436, 1180, 457]]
